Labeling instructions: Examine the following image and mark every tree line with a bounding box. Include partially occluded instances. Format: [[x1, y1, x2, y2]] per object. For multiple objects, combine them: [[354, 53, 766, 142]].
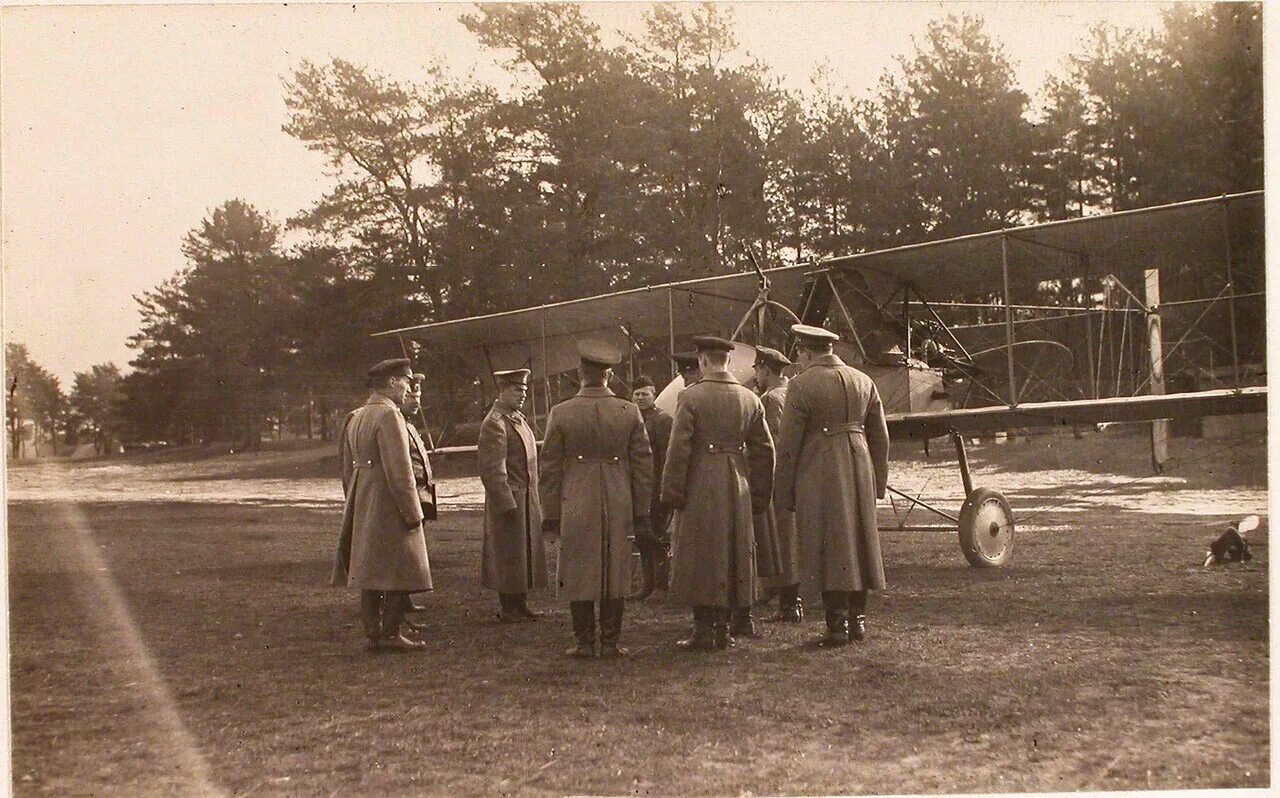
[[11, 4, 1261, 456]]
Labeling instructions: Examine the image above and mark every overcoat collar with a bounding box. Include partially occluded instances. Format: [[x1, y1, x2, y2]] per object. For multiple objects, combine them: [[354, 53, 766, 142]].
[[575, 386, 615, 398], [699, 369, 740, 385], [807, 353, 846, 369], [365, 393, 401, 410], [492, 401, 527, 424]]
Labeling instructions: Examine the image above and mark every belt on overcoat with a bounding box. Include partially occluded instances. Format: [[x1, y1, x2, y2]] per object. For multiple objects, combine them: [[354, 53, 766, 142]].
[[821, 421, 864, 436], [569, 454, 625, 464], [696, 441, 745, 454]]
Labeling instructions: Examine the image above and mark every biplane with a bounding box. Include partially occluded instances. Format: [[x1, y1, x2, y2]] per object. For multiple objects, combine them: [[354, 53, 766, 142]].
[[375, 191, 1267, 568]]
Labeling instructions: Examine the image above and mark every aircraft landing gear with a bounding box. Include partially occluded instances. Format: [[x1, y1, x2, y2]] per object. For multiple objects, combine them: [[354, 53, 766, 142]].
[[883, 430, 1014, 567], [958, 486, 1014, 567], [952, 430, 1014, 568]]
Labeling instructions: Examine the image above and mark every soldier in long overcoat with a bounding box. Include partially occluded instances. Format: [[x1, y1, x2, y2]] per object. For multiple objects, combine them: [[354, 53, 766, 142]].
[[332, 358, 433, 652], [662, 336, 775, 651], [478, 369, 548, 622], [628, 374, 672, 600], [774, 324, 890, 648], [395, 373, 437, 626], [540, 342, 653, 658], [753, 346, 803, 623]]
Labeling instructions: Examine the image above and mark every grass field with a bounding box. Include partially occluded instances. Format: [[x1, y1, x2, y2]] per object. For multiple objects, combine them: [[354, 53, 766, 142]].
[[7, 432, 1270, 796]]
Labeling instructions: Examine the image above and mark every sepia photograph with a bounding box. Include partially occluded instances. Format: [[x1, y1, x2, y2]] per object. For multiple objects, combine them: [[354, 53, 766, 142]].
[[2, 1, 1268, 795]]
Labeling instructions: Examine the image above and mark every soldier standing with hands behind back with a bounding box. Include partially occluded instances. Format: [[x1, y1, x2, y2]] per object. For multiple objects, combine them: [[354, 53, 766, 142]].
[[774, 324, 890, 648], [540, 341, 653, 658], [478, 369, 548, 623]]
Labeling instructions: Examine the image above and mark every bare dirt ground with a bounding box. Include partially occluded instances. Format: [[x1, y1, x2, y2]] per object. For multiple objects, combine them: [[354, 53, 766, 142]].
[[7, 425, 1268, 517], [6, 428, 1269, 796]]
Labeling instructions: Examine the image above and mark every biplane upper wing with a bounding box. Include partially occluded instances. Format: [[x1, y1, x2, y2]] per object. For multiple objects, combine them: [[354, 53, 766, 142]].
[[375, 191, 1265, 446], [378, 190, 1262, 377], [816, 190, 1263, 296]]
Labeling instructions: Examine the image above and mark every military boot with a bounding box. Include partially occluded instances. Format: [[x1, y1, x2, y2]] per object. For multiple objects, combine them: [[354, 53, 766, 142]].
[[850, 591, 867, 641], [394, 593, 427, 634], [767, 585, 803, 623], [712, 608, 735, 650], [400, 616, 429, 635], [654, 544, 670, 592], [379, 591, 425, 651], [566, 601, 596, 658], [628, 548, 655, 601], [515, 593, 541, 620], [497, 592, 527, 624], [360, 590, 384, 649], [402, 592, 428, 614], [818, 591, 850, 648], [598, 599, 628, 658], [380, 632, 427, 651], [676, 606, 716, 652], [730, 606, 758, 639], [380, 590, 408, 637]]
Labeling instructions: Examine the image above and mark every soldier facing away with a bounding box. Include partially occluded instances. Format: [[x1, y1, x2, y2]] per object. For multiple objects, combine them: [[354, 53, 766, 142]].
[[662, 335, 775, 651], [774, 324, 890, 647], [478, 368, 549, 623], [540, 341, 653, 658], [331, 358, 433, 652]]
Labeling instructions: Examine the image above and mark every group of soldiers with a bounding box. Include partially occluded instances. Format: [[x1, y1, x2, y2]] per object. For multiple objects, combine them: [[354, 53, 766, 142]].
[[332, 323, 890, 656]]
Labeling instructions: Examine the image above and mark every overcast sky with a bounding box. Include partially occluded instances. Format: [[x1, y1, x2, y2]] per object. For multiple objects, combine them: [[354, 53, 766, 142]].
[[2, 1, 1174, 386]]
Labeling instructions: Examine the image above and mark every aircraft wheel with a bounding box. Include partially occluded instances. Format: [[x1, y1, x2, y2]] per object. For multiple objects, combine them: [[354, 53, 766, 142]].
[[958, 487, 1014, 567]]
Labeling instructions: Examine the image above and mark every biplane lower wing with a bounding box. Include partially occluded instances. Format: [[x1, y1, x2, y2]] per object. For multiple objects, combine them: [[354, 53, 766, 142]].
[[889, 386, 1267, 439]]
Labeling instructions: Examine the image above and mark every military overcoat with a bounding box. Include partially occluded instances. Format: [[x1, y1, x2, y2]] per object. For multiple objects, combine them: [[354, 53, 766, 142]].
[[478, 403, 548, 593], [540, 386, 653, 601], [405, 419, 436, 535], [760, 380, 801, 589], [661, 370, 775, 607], [640, 404, 673, 530], [331, 394, 433, 591], [774, 353, 890, 596]]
